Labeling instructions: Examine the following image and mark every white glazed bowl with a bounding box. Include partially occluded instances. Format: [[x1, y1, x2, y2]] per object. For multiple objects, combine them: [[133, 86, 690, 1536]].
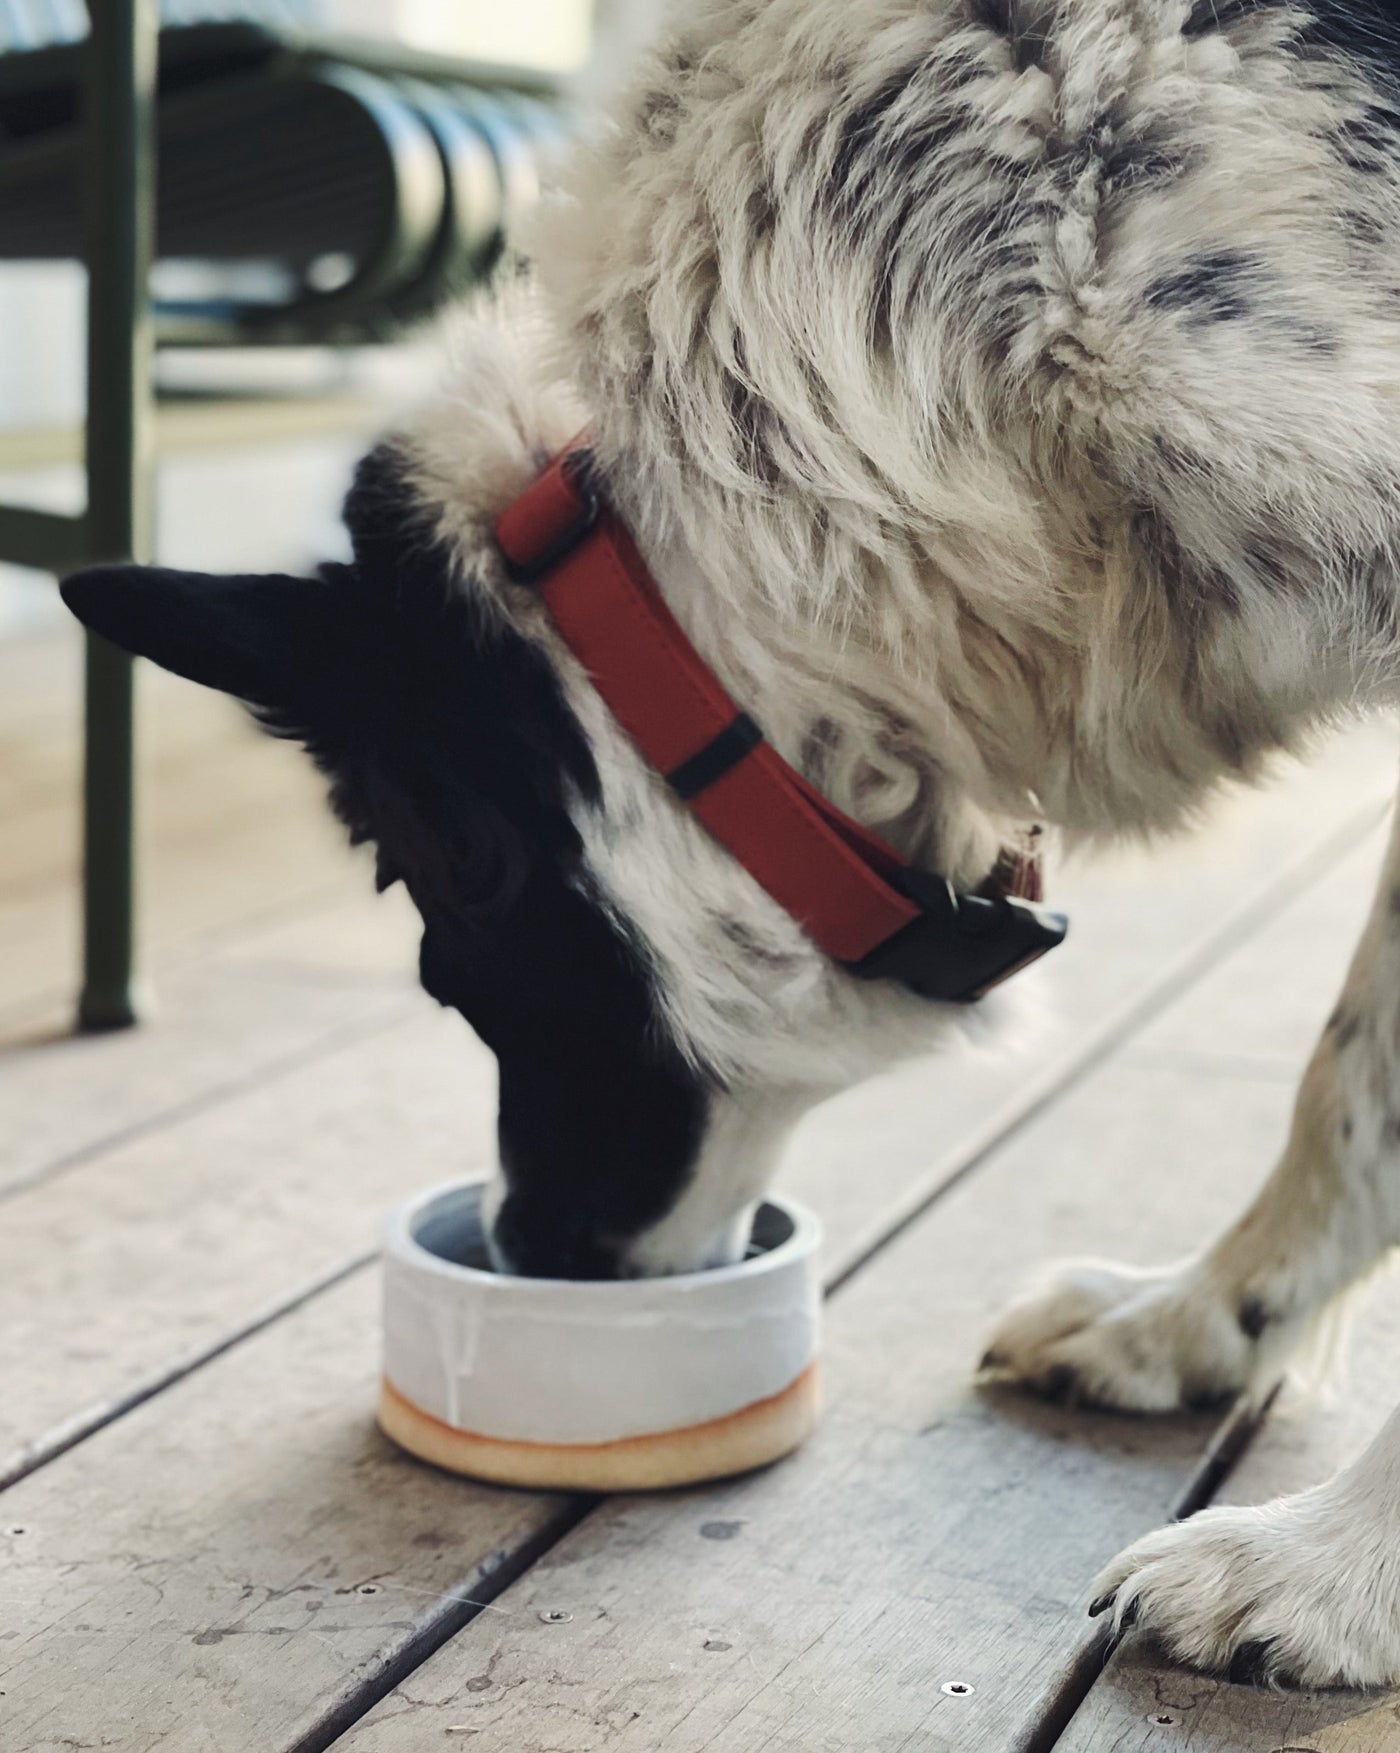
[[378, 1179, 823, 1491]]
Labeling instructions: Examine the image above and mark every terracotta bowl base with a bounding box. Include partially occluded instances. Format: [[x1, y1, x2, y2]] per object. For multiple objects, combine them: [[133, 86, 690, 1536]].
[[377, 1363, 822, 1491]]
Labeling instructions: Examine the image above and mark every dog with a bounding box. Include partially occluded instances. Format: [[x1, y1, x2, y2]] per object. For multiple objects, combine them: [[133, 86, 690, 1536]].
[[58, 0, 1400, 1694]]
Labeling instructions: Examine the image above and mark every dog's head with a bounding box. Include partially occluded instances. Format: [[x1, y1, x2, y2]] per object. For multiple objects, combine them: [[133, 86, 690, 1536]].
[[63, 444, 818, 1278]]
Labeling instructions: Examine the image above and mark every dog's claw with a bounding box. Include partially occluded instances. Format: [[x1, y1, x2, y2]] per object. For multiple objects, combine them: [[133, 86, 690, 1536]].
[[1226, 1639, 1278, 1686], [1087, 1591, 1115, 1619], [978, 1347, 1005, 1373], [1039, 1362, 1080, 1405]]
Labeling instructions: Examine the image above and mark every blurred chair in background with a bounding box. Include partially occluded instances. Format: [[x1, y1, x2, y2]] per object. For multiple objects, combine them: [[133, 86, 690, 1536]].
[[0, 2, 569, 343], [0, 0, 574, 1030]]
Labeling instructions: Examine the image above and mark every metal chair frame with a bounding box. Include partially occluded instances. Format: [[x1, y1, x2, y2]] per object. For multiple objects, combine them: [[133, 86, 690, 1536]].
[[0, 6, 562, 1031], [0, 0, 154, 1029]]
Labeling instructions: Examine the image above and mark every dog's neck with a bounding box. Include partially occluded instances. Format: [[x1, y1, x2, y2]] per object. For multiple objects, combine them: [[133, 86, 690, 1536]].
[[591, 434, 1021, 890], [406, 310, 1022, 894], [411, 273, 1325, 888]]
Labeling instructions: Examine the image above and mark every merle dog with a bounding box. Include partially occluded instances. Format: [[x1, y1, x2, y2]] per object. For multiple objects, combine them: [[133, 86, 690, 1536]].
[[60, 0, 1400, 1690]]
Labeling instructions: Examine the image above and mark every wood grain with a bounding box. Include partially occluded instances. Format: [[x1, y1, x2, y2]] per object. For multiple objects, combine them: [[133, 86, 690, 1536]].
[[0, 891, 1370, 1746], [331, 1074, 1309, 1751], [1061, 1644, 1400, 1752], [0, 886, 422, 1199], [780, 723, 1398, 1278], [0, 1272, 581, 1753], [0, 1003, 497, 1487]]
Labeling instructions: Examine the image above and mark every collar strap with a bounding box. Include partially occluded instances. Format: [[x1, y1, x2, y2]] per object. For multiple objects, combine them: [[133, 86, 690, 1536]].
[[494, 447, 1066, 1002]]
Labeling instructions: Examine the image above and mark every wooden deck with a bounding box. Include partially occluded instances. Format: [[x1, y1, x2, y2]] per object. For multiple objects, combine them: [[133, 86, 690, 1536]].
[[6, 550, 1400, 1749]]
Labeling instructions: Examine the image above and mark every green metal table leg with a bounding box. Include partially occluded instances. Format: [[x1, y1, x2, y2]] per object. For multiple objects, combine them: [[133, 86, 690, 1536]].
[[77, 0, 157, 1031]]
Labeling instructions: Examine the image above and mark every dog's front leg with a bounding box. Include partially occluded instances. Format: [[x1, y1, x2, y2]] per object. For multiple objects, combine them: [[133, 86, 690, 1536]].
[[1088, 1400, 1400, 1687], [979, 795, 1400, 1685], [982, 797, 1400, 1415]]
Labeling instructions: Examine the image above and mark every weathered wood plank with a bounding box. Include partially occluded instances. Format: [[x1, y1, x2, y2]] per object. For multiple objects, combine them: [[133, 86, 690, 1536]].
[[1061, 1643, 1400, 1751], [0, 1272, 582, 1753], [1054, 1295, 1400, 1751], [331, 818, 1400, 1752], [0, 764, 366, 1026], [0, 1003, 496, 1487], [0, 885, 421, 1199], [0, 640, 427, 1205]]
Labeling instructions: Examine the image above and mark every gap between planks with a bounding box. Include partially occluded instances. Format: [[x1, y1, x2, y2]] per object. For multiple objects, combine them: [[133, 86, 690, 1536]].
[[7, 760, 1387, 1211], [0, 1251, 371, 1493], [1050, 1020, 1400, 1740], [0, 871, 428, 1203], [0, 992, 421, 1205], [829, 788, 1390, 1295]]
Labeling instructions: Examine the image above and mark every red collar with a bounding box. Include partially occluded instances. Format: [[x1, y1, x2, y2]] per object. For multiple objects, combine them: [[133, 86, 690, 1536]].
[[494, 446, 1065, 1002]]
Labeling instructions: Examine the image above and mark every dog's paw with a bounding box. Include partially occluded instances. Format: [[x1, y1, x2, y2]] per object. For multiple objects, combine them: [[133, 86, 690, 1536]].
[[1089, 1493, 1400, 1689], [979, 1258, 1257, 1412]]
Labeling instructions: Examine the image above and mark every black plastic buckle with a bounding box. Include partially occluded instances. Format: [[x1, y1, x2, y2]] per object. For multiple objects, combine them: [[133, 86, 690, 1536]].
[[849, 866, 1067, 1003], [501, 452, 600, 585]]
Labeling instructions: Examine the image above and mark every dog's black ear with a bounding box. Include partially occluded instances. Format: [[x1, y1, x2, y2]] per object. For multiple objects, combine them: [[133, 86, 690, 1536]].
[[59, 564, 337, 707]]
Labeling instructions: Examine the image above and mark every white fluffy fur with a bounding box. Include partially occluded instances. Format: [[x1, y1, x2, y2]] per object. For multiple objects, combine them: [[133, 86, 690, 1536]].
[[1093, 1400, 1400, 1688], [396, 0, 1400, 1687]]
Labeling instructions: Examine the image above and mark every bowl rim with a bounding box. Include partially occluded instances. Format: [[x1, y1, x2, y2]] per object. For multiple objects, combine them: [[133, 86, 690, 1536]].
[[385, 1177, 822, 1296]]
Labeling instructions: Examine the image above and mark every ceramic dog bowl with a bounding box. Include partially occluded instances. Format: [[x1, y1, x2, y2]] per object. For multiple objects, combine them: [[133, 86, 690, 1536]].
[[378, 1179, 823, 1491]]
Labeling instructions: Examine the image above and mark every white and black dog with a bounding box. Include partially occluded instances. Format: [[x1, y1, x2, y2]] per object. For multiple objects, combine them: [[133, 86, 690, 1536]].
[[59, 0, 1400, 1694]]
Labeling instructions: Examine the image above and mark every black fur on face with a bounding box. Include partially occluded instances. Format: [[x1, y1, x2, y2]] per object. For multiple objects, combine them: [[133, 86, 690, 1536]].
[[59, 445, 712, 1278]]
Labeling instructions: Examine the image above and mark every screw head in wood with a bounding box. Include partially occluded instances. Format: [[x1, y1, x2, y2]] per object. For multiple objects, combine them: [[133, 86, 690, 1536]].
[[940, 1681, 974, 1697], [538, 1607, 573, 1624]]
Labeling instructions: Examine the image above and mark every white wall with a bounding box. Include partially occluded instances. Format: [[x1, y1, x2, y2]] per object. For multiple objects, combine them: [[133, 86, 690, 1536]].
[[324, 0, 593, 69], [0, 267, 86, 431]]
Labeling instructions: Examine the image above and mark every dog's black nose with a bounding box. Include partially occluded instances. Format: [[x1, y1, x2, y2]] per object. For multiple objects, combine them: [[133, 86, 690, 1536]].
[[490, 1197, 621, 1280]]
